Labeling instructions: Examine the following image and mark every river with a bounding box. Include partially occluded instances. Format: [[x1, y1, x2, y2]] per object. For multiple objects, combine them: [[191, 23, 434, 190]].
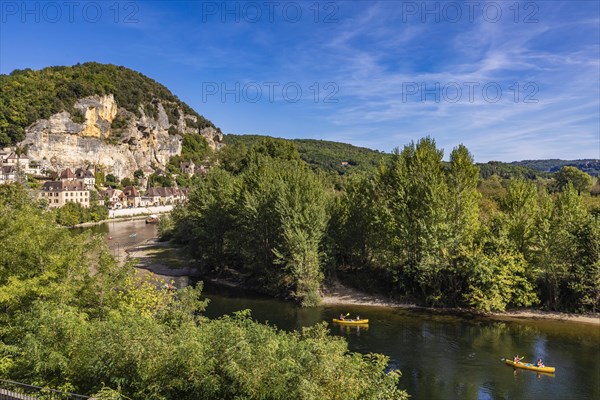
[[73, 218, 158, 259], [84, 220, 600, 400]]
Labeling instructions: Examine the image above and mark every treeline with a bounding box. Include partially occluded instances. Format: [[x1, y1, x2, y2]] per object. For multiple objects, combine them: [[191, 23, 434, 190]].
[[0, 62, 217, 146], [331, 138, 598, 312], [0, 184, 407, 400], [512, 159, 600, 177], [224, 134, 561, 182], [171, 137, 599, 313], [224, 134, 388, 176]]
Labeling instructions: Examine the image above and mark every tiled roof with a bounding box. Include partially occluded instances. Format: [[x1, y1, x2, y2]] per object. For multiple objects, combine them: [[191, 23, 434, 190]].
[[145, 187, 162, 197], [42, 180, 86, 191], [60, 168, 75, 180], [123, 186, 140, 197]]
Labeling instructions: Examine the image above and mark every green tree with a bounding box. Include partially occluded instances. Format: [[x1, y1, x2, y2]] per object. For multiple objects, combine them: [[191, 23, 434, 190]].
[[464, 243, 538, 312], [105, 174, 118, 186], [376, 137, 449, 304], [331, 174, 383, 271], [272, 163, 330, 305], [173, 168, 240, 271], [502, 179, 539, 257], [443, 144, 481, 305], [554, 166, 593, 195], [133, 169, 144, 179], [120, 177, 132, 187], [532, 184, 588, 310], [568, 215, 600, 312], [55, 202, 85, 226]]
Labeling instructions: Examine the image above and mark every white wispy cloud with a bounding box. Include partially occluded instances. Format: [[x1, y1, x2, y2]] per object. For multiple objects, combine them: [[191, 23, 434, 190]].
[[300, 0, 600, 161]]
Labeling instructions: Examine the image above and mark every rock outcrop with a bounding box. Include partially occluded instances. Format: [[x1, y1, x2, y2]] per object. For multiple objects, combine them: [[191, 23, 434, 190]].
[[21, 94, 221, 178]]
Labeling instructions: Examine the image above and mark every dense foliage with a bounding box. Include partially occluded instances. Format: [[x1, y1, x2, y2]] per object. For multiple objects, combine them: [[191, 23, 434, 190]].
[[175, 137, 599, 313], [0, 184, 407, 399], [224, 134, 388, 176], [0, 62, 217, 146], [54, 201, 109, 226], [173, 138, 330, 305]]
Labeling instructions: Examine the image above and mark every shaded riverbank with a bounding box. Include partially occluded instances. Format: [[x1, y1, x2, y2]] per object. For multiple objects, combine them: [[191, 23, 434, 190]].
[[125, 237, 599, 325]]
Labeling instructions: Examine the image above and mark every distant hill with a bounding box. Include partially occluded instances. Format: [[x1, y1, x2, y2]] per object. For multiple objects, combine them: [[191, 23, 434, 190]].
[[224, 134, 562, 179], [511, 159, 600, 176], [224, 134, 388, 175], [478, 161, 551, 179], [0, 62, 218, 146]]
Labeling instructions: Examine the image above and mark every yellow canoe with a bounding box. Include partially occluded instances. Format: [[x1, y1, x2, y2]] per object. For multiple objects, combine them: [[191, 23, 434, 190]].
[[505, 359, 555, 373], [332, 319, 369, 325]]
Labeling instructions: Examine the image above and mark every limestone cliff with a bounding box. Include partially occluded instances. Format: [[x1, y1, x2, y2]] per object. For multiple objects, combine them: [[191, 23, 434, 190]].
[[21, 94, 222, 178]]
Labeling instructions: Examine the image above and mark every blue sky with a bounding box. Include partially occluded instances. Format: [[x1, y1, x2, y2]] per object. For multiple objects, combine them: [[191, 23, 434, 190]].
[[1, 0, 599, 161]]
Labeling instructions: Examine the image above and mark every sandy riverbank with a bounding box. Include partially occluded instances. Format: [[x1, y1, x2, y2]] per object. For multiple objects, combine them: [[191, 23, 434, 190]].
[[321, 280, 600, 325]]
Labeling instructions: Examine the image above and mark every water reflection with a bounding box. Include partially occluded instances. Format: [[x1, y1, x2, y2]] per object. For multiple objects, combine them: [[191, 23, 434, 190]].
[[201, 283, 600, 400], [332, 323, 369, 336], [74, 219, 158, 254]]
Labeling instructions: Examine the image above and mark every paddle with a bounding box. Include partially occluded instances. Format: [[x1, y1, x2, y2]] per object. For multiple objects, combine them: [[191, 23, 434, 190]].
[[502, 356, 525, 362]]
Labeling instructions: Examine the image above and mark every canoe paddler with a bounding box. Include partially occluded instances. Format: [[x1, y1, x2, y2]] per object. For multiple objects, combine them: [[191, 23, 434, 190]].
[[536, 359, 544, 368], [513, 355, 523, 363]]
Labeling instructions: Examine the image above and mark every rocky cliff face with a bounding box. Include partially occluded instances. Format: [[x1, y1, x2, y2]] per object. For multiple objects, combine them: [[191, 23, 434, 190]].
[[21, 94, 222, 178]]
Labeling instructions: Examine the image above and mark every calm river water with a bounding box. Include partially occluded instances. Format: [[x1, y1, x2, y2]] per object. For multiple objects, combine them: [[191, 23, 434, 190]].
[[86, 220, 600, 400]]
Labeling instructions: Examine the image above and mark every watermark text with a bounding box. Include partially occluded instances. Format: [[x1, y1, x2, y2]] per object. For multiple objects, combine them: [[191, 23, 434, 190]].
[[1, 1, 139, 23], [201, 81, 339, 103]]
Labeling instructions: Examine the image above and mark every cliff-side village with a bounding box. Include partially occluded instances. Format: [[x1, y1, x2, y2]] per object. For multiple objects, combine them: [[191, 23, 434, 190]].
[[0, 147, 206, 210]]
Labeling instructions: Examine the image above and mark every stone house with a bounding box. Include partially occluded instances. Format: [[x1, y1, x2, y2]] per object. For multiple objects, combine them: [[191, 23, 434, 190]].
[[75, 168, 96, 189], [0, 165, 16, 184], [139, 165, 155, 189], [4, 152, 28, 169], [144, 186, 189, 205], [0, 149, 10, 163], [123, 186, 141, 207], [99, 188, 126, 209], [2, 152, 39, 175], [180, 161, 195, 175], [39, 180, 90, 209], [171, 187, 190, 203], [144, 187, 163, 206]]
